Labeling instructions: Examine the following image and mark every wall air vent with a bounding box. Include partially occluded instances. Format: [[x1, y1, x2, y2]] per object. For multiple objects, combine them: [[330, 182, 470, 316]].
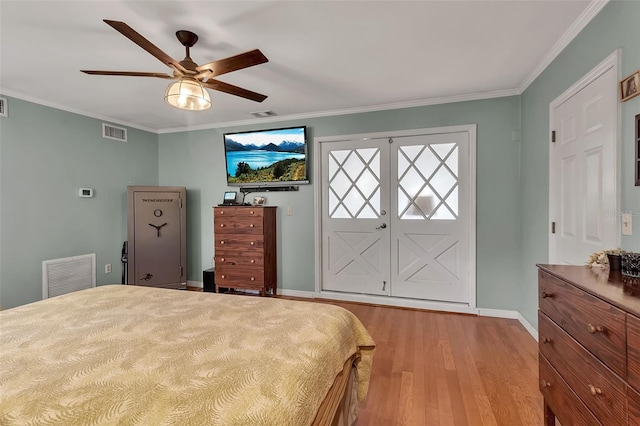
[[0, 97, 7, 118], [102, 123, 127, 142], [250, 110, 277, 118], [42, 253, 96, 299]]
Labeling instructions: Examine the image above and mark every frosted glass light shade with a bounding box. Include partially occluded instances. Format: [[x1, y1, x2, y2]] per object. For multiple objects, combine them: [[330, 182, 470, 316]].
[[164, 78, 211, 111]]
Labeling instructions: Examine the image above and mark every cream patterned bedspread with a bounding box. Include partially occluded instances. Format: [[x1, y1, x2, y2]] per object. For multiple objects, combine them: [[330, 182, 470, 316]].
[[0, 285, 375, 425]]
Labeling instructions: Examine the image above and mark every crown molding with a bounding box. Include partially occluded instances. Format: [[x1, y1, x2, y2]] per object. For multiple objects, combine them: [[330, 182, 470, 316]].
[[157, 88, 520, 134], [0, 88, 157, 134], [518, 0, 610, 93]]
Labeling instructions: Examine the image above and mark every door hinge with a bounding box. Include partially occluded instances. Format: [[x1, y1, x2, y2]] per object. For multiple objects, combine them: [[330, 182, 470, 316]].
[[551, 131, 556, 143], [179, 198, 183, 208], [180, 266, 184, 277], [551, 222, 556, 234]]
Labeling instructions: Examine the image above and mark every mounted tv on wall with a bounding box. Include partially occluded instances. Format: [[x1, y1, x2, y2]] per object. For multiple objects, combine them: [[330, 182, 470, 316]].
[[223, 126, 309, 188]]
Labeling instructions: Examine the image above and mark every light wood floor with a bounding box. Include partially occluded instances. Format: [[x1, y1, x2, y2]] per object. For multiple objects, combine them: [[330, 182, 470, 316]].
[[323, 300, 543, 426]]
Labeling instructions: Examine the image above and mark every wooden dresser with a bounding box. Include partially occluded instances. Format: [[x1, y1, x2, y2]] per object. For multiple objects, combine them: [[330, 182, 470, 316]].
[[213, 206, 277, 296], [537, 264, 640, 425]]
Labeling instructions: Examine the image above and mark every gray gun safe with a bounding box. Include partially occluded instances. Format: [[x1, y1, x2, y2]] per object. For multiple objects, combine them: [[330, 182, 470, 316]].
[[127, 186, 187, 289]]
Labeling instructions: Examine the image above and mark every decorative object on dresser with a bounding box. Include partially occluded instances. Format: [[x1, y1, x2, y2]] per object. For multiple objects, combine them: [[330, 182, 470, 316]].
[[623, 252, 640, 278], [213, 206, 277, 296], [537, 264, 640, 426], [587, 248, 626, 269]]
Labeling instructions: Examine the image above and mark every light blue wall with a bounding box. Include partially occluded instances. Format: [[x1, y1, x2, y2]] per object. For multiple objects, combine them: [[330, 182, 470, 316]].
[[0, 96, 158, 309], [7, 2, 634, 317], [159, 96, 522, 310], [519, 0, 640, 328]]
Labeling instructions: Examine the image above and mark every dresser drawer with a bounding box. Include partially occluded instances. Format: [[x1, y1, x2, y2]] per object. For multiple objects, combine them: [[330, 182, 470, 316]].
[[539, 312, 626, 425], [629, 314, 640, 392], [215, 253, 264, 268], [215, 216, 264, 234], [215, 234, 264, 251], [539, 355, 601, 426], [630, 386, 640, 426], [215, 207, 264, 217], [539, 270, 627, 377], [216, 267, 265, 288]]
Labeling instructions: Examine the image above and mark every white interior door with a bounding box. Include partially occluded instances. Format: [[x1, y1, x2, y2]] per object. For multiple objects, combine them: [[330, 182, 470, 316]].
[[321, 139, 390, 295], [320, 126, 475, 304], [550, 58, 618, 265], [391, 132, 471, 303]]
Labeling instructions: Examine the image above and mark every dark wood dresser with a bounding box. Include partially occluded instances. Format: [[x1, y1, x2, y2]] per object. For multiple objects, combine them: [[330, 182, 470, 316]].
[[537, 264, 640, 425], [213, 206, 277, 296]]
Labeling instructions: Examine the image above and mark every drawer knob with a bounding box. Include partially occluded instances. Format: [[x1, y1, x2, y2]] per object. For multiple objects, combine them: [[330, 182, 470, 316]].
[[587, 324, 605, 334], [220, 240, 225, 245], [541, 337, 552, 344], [221, 274, 226, 279], [220, 224, 225, 228], [220, 258, 225, 262], [220, 211, 224, 214], [250, 224, 255, 228], [250, 277, 255, 281], [588, 384, 603, 396], [541, 291, 553, 299], [540, 380, 551, 388], [251, 259, 255, 264], [250, 241, 255, 246], [250, 211, 255, 215]]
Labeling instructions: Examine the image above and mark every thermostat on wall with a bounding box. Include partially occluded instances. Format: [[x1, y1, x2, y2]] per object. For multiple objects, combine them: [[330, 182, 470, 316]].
[[78, 188, 94, 198]]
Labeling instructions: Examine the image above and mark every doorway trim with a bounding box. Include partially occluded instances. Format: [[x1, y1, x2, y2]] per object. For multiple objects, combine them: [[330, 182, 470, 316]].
[[313, 124, 477, 313], [548, 49, 621, 262]]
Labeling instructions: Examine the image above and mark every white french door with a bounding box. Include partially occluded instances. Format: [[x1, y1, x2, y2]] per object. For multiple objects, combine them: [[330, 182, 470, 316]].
[[319, 126, 475, 305], [321, 139, 390, 295]]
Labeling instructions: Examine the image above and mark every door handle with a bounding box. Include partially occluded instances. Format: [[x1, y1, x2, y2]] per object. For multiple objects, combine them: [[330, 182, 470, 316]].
[[376, 223, 387, 230]]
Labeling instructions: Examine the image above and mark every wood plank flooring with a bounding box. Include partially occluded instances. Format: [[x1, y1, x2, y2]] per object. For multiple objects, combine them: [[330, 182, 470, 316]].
[[321, 300, 543, 426]]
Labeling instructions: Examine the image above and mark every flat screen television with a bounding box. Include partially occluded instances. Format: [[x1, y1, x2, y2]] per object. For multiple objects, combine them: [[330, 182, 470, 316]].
[[223, 126, 309, 187]]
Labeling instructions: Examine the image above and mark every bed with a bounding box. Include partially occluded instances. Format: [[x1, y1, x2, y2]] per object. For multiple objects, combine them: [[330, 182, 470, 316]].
[[0, 285, 375, 425]]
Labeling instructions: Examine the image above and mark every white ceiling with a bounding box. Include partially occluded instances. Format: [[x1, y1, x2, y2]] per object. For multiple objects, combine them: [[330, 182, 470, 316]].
[[0, 1, 604, 133]]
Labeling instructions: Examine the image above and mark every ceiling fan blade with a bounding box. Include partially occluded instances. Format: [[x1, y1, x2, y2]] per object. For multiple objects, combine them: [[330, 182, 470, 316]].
[[201, 79, 267, 102], [81, 70, 174, 79], [196, 49, 268, 77], [103, 19, 188, 74]]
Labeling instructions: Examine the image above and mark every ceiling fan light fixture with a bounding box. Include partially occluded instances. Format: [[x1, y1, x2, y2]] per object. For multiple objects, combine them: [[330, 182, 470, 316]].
[[164, 78, 211, 111]]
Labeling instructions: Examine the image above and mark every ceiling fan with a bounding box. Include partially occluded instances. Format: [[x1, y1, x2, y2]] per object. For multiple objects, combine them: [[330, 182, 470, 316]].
[[81, 19, 268, 110]]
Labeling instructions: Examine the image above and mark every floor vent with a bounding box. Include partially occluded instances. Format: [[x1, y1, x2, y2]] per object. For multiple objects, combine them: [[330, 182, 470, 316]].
[[102, 123, 127, 142], [0, 97, 7, 118], [42, 253, 96, 299]]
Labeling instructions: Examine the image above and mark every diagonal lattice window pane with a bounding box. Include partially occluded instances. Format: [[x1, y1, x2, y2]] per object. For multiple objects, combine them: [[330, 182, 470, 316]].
[[398, 143, 459, 221], [330, 170, 351, 198], [430, 167, 457, 198], [445, 146, 458, 176], [343, 152, 365, 181], [431, 143, 456, 160], [414, 148, 439, 180], [328, 148, 381, 219], [356, 169, 379, 199]]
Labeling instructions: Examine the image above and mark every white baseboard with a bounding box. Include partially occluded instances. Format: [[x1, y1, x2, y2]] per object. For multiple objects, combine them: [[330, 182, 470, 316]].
[[278, 288, 315, 299], [477, 308, 538, 341], [187, 280, 203, 288], [261, 287, 539, 341], [517, 313, 538, 342], [477, 308, 519, 319], [313, 291, 478, 315]]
